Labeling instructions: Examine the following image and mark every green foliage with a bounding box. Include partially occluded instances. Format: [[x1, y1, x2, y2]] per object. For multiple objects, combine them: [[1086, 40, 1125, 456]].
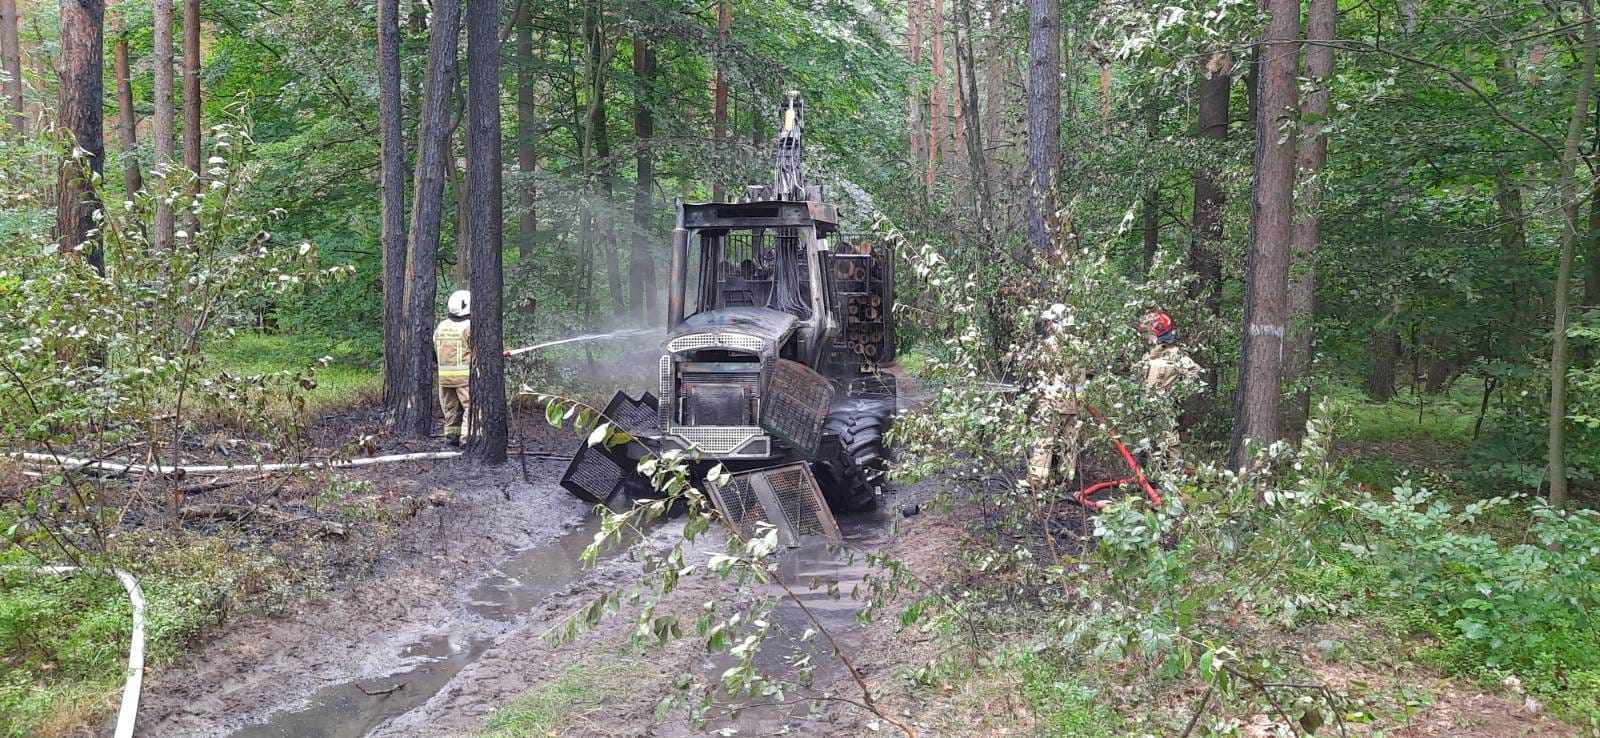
[[1347, 483, 1600, 679], [480, 661, 648, 738], [1013, 653, 1124, 738]]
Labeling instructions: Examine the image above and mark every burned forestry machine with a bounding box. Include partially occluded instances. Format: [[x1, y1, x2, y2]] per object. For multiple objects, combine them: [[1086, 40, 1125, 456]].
[[560, 92, 897, 541]]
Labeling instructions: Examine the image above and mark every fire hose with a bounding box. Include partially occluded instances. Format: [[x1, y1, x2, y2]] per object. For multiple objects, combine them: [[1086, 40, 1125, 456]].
[[3, 565, 144, 738], [1074, 403, 1163, 511]]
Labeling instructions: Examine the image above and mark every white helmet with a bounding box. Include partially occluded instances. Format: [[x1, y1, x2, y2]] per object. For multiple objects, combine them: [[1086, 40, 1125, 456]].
[[447, 290, 470, 318]]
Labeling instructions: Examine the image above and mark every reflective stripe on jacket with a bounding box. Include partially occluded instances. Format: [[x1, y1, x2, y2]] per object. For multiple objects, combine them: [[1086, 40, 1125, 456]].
[[434, 318, 471, 386]]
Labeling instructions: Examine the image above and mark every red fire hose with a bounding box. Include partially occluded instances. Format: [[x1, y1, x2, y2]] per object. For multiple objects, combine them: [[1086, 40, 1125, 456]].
[[1073, 403, 1163, 511]]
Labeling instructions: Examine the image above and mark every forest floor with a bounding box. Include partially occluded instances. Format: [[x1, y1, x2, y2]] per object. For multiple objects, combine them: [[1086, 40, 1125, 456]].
[[5, 367, 1590, 737]]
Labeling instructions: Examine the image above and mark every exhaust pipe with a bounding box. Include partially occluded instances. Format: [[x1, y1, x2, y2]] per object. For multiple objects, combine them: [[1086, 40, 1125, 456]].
[[668, 204, 688, 329]]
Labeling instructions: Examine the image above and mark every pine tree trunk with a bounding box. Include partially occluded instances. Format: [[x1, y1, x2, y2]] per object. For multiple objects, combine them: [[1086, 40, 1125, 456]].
[[1547, 1, 1598, 510], [1229, 0, 1299, 468], [1283, 0, 1335, 440], [1366, 324, 1399, 401], [927, 0, 944, 195], [631, 36, 655, 319], [112, 0, 140, 194], [954, 0, 992, 242], [907, 0, 924, 176], [378, 0, 408, 417], [393, 0, 461, 439], [711, 0, 729, 202], [465, 0, 505, 464], [979, 0, 1004, 185], [1024, 0, 1058, 255], [1188, 51, 1228, 315], [515, 10, 537, 262], [152, 0, 176, 251], [1, 0, 22, 135], [182, 0, 200, 186], [55, 0, 104, 273]]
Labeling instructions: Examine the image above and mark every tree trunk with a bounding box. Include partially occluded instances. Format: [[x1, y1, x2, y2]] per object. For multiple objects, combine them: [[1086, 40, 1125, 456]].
[[1366, 322, 1399, 401], [1229, 0, 1299, 468], [631, 36, 655, 319], [581, 0, 620, 312], [111, 0, 139, 193], [1546, 1, 1598, 510], [710, 0, 729, 202], [1024, 0, 1058, 255], [449, 125, 470, 286], [954, 0, 992, 243], [1283, 0, 1336, 440], [2, 0, 22, 135], [181, 0, 200, 186], [1188, 51, 1228, 315], [979, 0, 1005, 185], [907, 0, 924, 175], [152, 0, 175, 251], [1585, 166, 1600, 368], [55, 0, 104, 273], [515, 9, 537, 262], [378, 0, 408, 417], [393, 0, 461, 439], [927, 0, 944, 195], [465, 0, 505, 464]]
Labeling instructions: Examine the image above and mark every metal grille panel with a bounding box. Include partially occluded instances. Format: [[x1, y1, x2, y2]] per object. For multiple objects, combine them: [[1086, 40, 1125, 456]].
[[674, 426, 765, 455], [665, 332, 766, 354], [706, 463, 840, 547], [560, 392, 660, 504], [759, 359, 833, 456]]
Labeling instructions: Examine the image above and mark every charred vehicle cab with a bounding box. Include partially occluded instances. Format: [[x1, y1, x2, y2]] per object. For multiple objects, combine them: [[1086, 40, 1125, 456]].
[[561, 92, 896, 533]]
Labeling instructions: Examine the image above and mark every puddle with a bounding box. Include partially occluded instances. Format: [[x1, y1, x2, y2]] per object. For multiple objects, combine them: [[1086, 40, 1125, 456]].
[[227, 517, 614, 738], [702, 507, 896, 735]]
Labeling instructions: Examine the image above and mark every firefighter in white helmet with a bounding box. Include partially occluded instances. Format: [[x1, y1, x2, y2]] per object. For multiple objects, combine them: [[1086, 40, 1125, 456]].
[[435, 289, 473, 445]]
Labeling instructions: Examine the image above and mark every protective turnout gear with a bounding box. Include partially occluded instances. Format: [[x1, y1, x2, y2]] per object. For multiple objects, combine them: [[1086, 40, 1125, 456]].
[[1142, 344, 1201, 392], [1027, 373, 1087, 490], [448, 289, 471, 318], [434, 316, 472, 441]]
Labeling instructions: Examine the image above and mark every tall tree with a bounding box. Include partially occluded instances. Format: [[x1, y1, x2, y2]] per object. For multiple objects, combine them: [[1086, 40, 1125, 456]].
[[2, 0, 22, 134], [1283, 0, 1336, 437], [55, 0, 105, 272], [393, 0, 461, 439], [711, 0, 730, 202], [465, 0, 505, 463], [631, 36, 656, 319], [580, 0, 621, 312], [515, 5, 538, 262], [111, 0, 140, 193], [1188, 52, 1229, 315], [152, 0, 176, 251], [1024, 0, 1059, 254], [1546, 0, 1598, 509], [1230, 0, 1299, 467], [927, 0, 944, 195], [378, 0, 408, 417], [182, 0, 200, 183], [907, 0, 924, 175], [953, 0, 992, 241]]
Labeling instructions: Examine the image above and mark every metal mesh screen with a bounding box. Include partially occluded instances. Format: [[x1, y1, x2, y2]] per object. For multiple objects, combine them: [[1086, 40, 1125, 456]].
[[706, 462, 840, 547], [759, 359, 832, 456], [560, 392, 660, 504]]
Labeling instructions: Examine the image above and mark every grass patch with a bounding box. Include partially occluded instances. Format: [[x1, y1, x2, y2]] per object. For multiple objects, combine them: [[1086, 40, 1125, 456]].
[[0, 537, 291, 737], [210, 332, 381, 416], [481, 660, 648, 738], [1013, 653, 1123, 738]]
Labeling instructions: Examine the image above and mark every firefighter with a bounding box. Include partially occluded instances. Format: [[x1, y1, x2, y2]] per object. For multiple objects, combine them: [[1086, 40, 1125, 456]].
[[435, 289, 473, 446], [1138, 310, 1201, 461], [1026, 309, 1086, 491], [1138, 310, 1200, 391]]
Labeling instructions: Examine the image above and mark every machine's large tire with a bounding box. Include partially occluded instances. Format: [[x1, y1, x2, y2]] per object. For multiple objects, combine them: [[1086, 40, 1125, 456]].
[[815, 403, 892, 513]]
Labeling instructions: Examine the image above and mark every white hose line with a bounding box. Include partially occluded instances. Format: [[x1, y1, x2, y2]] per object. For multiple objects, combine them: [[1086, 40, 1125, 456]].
[[11, 450, 462, 477], [6, 565, 145, 738]]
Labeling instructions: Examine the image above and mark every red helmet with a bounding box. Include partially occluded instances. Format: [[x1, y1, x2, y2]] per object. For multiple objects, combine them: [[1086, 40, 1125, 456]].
[[1140, 311, 1174, 338]]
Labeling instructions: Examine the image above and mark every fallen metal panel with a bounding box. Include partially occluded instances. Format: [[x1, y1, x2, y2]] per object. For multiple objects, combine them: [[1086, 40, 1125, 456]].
[[706, 462, 840, 547], [758, 359, 833, 456], [560, 392, 660, 504]]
